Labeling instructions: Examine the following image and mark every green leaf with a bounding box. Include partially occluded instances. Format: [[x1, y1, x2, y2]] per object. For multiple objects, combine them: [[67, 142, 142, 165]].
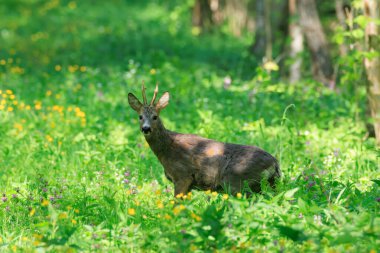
[[371, 179, 380, 186], [297, 198, 308, 213], [352, 29, 364, 39], [276, 225, 307, 242], [284, 187, 299, 200], [354, 15, 369, 29]]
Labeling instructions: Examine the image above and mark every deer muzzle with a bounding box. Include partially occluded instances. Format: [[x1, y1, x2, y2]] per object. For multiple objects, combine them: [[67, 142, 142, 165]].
[[142, 125, 152, 135]]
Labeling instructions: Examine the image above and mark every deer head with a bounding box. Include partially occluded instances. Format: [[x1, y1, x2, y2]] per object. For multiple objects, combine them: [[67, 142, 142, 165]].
[[128, 82, 170, 136]]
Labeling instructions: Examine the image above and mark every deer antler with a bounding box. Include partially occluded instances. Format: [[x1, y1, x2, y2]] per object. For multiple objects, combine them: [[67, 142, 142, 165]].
[[142, 81, 147, 104], [150, 83, 159, 105]]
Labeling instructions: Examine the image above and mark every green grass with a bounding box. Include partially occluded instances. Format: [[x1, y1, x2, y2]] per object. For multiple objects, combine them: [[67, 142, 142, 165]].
[[0, 0, 379, 252]]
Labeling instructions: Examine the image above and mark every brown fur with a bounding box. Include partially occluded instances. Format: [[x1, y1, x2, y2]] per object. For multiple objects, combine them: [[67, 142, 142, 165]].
[[128, 87, 281, 196]]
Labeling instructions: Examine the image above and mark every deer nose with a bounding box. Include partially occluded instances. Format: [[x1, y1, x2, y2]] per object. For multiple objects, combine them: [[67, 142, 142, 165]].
[[142, 126, 151, 134]]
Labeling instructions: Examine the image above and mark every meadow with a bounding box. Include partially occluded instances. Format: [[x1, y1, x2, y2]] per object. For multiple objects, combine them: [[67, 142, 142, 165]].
[[0, 0, 379, 252]]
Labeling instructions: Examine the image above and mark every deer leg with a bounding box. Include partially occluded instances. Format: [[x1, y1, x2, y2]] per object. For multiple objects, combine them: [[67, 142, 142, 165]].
[[174, 178, 193, 197]]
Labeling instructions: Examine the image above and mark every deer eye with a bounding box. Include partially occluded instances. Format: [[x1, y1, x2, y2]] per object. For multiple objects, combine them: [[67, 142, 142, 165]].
[[139, 115, 143, 120], [152, 115, 158, 120]]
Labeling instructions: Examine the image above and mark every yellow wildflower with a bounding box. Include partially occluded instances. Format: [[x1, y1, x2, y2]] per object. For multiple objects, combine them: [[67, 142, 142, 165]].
[[14, 123, 23, 132], [150, 69, 156, 75], [6, 90, 12, 95], [46, 90, 52, 96], [164, 214, 171, 220], [71, 219, 77, 225], [68, 65, 77, 72], [58, 212, 68, 219], [173, 204, 186, 215], [156, 200, 164, 209], [29, 208, 36, 216], [191, 212, 202, 221], [222, 194, 229, 200], [80, 66, 86, 72], [211, 191, 218, 197], [35, 102, 42, 110], [68, 1, 77, 9], [33, 234, 43, 240], [11, 245, 16, 252], [74, 209, 79, 214], [46, 135, 53, 142], [55, 65, 61, 71], [9, 94, 15, 100], [0, 105, 4, 110], [0, 59, 5, 65], [236, 193, 242, 199], [41, 199, 49, 206], [173, 207, 181, 216], [175, 193, 184, 199], [128, 208, 136, 216], [263, 61, 279, 71], [7, 107, 13, 112]]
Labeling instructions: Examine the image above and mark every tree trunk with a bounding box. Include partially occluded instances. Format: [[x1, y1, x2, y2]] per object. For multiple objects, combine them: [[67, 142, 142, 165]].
[[224, 0, 249, 36], [298, 0, 335, 88], [192, 0, 213, 29], [335, 0, 349, 56], [251, 0, 270, 60], [363, 0, 380, 144], [264, 0, 272, 60], [288, 0, 303, 83]]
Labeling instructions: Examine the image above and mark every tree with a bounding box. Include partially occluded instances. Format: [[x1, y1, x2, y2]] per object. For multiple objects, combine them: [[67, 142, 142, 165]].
[[288, 0, 303, 83], [224, 0, 252, 36], [363, 0, 380, 144], [298, 0, 335, 88], [192, 0, 213, 29], [250, 0, 272, 60], [335, 0, 349, 56], [192, 0, 252, 36]]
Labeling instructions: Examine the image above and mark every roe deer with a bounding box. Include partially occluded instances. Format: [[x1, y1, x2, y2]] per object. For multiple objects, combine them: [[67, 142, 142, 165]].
[[128, 83, 281, 196]]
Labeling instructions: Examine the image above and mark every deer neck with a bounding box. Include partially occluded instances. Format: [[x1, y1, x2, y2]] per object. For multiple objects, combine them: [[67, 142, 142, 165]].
[[144, 120, 172, 157]]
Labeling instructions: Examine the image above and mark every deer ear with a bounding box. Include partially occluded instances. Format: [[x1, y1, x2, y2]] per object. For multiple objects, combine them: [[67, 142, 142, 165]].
[[156, 92, 170, 111], [128, 93, 143, 112]]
